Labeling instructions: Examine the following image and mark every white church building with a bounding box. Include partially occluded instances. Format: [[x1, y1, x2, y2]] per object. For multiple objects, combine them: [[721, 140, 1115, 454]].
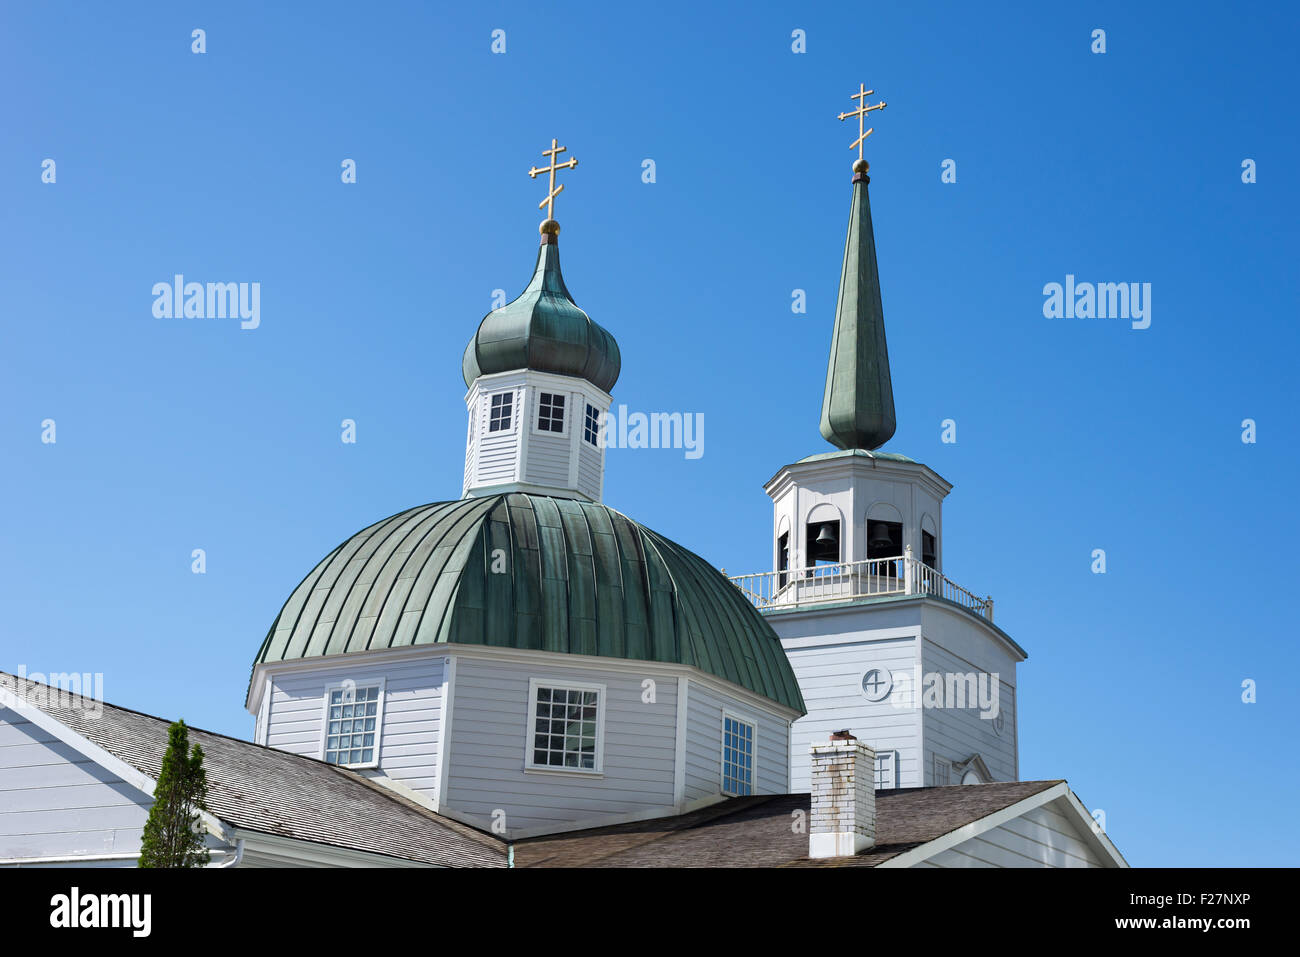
[[0, 131, 1126, 869]]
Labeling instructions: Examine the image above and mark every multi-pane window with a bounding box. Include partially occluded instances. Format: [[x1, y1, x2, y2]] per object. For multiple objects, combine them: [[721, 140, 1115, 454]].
[[488, 392, 513, 432], [583, 403, 601, 446], [875, 750, 898, 789], [323, 684, 381, 766], [722, 714, 755, 796], [537, 392, 565, 433], [529, 684, 600, 770], [934, 754, 952, 787]]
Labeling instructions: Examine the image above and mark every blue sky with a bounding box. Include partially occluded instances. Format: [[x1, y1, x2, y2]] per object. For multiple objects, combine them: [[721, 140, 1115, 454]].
[[3, 1, 1296, 866]]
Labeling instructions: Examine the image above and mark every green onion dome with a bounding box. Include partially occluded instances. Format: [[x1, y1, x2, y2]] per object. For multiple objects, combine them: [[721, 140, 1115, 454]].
[[462, 237, 621, 394]]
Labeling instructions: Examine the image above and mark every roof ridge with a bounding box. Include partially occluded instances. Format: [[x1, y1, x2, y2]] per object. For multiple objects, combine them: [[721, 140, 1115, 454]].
[[337, 770, 507, 854]]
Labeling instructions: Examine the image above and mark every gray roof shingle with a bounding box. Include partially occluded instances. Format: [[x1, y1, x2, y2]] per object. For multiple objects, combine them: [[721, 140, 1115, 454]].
[[513, 781, 1063, 867], [4, 675, 506, 867]]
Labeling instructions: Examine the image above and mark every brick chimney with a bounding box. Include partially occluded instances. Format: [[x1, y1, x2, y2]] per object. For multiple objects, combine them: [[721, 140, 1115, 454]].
[[809, 730, 876, 859]]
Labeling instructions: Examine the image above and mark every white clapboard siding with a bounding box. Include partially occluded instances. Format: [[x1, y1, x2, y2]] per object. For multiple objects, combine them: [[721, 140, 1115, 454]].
[[473, 388, 522, 487], [443, 657, 680, 831], [921, 640, 1016, 783], [0, 707, 151, 863], [920, 800, 1104, 867], [683, 682, 789, 802], [576, 440, 602, 501], [265, 656, 445, 797], [523, 431, 570, 486], [784, 636, 921, 791]]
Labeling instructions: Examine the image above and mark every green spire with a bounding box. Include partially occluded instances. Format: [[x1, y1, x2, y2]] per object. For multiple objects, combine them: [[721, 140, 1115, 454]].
[[819, 161, 896, 451]]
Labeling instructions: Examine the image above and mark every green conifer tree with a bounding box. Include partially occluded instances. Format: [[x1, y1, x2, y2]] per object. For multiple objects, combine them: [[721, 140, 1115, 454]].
[[138, 720, 211, 868]]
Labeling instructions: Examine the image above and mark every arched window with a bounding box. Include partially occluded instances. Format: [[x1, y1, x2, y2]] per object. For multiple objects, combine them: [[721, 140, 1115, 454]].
[[921, 514, 938, 569], [866, 503, 903, 571], [805, 504, 843, 567]]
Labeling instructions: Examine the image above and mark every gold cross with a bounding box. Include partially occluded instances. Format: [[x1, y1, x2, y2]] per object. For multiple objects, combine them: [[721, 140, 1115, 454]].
[[528, 138, 579, 222], [838, 83, 887, 161]]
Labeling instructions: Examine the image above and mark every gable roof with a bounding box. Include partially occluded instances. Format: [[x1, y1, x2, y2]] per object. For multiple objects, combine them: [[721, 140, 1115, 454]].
[[512, 781, 1072, 868], [1, 674, 505, 868]]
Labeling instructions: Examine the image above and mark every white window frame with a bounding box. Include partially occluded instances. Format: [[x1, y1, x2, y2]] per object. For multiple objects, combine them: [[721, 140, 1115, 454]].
[[531, 389, 570, 438], [933, 754, 952, 787], [486, 390, 516, 434], [875, 749, 898, 790], [582, 402, 601, 447], [524, 677, 605, 775], [318, 678, 386, 770], [720, 709, 757, 797]]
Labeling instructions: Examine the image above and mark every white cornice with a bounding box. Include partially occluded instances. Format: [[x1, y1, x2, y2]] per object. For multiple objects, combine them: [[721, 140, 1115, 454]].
[[764, 454, 953, 503], [246, 642, 804, 722], [465, 368, 613, 406], [463, 480, 595, 502], [761, 594, 1026, 663]]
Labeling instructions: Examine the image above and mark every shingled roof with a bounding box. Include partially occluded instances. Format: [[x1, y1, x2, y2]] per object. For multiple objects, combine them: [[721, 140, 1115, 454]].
[[513, 781, 1063, 867], [2, 674, 506, 868]]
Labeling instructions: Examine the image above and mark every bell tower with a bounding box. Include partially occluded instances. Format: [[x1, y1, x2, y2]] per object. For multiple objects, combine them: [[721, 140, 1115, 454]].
[[730, 86, 1026, 793]]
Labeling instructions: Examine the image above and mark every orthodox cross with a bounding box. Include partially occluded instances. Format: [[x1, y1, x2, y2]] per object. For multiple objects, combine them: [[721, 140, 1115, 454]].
[[528, 138, 579, 222], [838, 84, 888, 161]]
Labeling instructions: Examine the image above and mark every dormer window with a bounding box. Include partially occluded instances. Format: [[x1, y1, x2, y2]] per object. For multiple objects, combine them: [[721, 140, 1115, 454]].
[[488, 392, 514, 432], [537, 392, 566, 433]]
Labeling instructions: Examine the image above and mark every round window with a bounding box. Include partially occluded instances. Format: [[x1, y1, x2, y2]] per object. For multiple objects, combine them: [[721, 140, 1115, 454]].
[[860, 669, 893, 702]]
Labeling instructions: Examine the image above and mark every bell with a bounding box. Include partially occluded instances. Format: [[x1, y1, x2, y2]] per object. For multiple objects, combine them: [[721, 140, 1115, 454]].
[[869, 523, 893, 551], [811, 523, 839, 563]]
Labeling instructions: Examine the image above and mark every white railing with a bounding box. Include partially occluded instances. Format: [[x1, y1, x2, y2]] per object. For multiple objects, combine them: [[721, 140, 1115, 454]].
[[728, 547, 994, 622]]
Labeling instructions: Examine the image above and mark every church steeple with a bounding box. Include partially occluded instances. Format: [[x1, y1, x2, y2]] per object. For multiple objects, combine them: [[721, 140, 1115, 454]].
[[460, 138, 617, 503], [819, 86, 896, 452]]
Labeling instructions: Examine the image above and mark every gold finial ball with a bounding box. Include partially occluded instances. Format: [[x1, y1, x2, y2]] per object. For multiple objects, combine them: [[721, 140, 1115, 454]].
[[853, 158, 870, 173], [539, 219, 561, 236]]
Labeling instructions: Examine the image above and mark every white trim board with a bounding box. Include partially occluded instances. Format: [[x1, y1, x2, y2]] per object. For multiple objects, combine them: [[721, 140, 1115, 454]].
[[1, 694, 232, 845], [248, 641, 803, 724], [877, 782, 1129, 868], [779, 628, 920, 651]]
